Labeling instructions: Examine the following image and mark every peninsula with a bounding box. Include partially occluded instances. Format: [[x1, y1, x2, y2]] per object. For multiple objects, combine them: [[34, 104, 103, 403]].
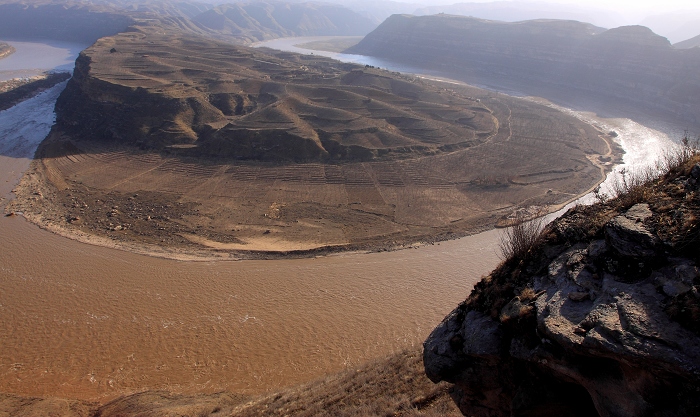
[[8, 25, 618, 259]]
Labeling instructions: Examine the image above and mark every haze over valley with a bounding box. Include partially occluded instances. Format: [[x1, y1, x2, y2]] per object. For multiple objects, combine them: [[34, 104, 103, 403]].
[[1, 1, 699, 416]]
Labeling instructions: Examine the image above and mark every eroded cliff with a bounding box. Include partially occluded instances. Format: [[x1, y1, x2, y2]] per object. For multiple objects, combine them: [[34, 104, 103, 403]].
[[54, 26, 502, 162], [424, 154, 700, 416]]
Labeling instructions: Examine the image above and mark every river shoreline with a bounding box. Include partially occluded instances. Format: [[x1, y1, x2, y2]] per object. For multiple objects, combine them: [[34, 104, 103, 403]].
[[6, 38, 630, 261], [0, 37, 680, 403], [0, 38, 86, 81]]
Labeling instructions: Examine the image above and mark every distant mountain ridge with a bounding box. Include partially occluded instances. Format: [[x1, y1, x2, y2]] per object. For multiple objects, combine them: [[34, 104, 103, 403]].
[[413, 1, 622, 29], [191, 1, 377, 42], [675, 34, 700, 49], [347, 14, 700, 126], [0, 0, 378, 45], [0, 1, 134, 43]]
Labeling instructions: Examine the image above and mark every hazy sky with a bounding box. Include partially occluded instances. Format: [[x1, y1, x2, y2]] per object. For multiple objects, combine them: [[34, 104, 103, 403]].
[[543, 0, 699, 11], [408, 0, 700, 13]]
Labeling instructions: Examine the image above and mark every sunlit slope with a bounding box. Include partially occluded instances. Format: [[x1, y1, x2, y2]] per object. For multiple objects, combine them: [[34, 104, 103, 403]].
[[14, 27, 616, 255]]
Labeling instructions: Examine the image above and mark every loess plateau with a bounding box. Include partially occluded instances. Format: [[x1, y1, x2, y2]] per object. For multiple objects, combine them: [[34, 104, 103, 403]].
[[9, 26, 619, 257]]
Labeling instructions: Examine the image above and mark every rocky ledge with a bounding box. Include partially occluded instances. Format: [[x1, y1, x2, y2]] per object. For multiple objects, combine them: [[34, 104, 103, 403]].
[[424, 155, 700, 416]]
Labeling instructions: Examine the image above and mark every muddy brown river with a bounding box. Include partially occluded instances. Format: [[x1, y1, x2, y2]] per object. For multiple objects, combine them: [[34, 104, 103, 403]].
[[1, 156, 498, 399], [0, 38, 677, 402]]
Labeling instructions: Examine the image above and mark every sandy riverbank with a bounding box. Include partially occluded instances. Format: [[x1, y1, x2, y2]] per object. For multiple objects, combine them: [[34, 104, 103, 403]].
[[0, 42, 15, 60], [7, 75, 620, 261]]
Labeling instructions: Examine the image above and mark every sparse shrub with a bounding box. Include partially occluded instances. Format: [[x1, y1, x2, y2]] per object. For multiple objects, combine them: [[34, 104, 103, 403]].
[[659, 131, 700, 173], [592, 184, 609, 204], [608, 166, 657, 206], [519, 287, 536, 302], [600, 132, 699, 209], [498, 213, 545, 260]]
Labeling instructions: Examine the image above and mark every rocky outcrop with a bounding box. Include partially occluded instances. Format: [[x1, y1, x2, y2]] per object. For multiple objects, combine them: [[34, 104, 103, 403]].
[[348, 15, 700, 126], [424, 158, 700, 416]]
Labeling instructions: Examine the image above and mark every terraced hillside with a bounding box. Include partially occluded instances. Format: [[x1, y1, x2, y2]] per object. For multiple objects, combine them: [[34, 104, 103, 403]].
[[13, 27, 617, 257], [58, 28, 502, 162]]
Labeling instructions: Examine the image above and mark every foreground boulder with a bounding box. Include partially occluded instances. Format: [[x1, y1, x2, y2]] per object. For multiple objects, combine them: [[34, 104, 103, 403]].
[[425, 158, 700, 416]]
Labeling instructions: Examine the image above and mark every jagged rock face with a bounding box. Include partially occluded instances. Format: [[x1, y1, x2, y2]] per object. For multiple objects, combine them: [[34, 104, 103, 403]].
[[55, 28, 500, 162], [348, 15, 700, 125], [424, 161, 700, 416]]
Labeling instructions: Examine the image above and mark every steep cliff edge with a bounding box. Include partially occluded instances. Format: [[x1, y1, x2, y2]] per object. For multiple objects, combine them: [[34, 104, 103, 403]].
[[424, 153, 700, 416], [348, 15, 700, 127], [53, 26, 503, 162]]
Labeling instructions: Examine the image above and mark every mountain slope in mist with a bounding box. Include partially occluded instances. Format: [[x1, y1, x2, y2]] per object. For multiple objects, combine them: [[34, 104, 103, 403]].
[[191, 1, 377, 42], [347, 14, 700, 126], [413, 1, 622, 29], [675, 34, 700, 49], [640, 10, 700, 44], [0, 1, 134, 43]]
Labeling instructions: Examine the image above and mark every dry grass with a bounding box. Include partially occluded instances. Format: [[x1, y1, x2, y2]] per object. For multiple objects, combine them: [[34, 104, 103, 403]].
[[95, 391, 248, 417], [230, 348, 460, 417], [469, 145, 700, 336], [596, 134, 700, 208], [498, 212, 546, 261]]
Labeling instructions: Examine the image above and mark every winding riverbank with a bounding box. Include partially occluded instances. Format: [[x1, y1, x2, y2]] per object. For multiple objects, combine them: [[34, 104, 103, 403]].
[[0, 37, 682, 402]]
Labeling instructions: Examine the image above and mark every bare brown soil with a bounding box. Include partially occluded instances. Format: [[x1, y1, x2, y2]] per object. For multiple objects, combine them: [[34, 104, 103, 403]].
[[11, 118, 617, 259], [8, 29, 619, 258]]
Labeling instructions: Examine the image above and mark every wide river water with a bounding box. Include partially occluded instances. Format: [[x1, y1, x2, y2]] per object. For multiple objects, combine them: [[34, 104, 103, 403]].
[[0, 38, 679, 401], [0, 39, 86, 82]]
